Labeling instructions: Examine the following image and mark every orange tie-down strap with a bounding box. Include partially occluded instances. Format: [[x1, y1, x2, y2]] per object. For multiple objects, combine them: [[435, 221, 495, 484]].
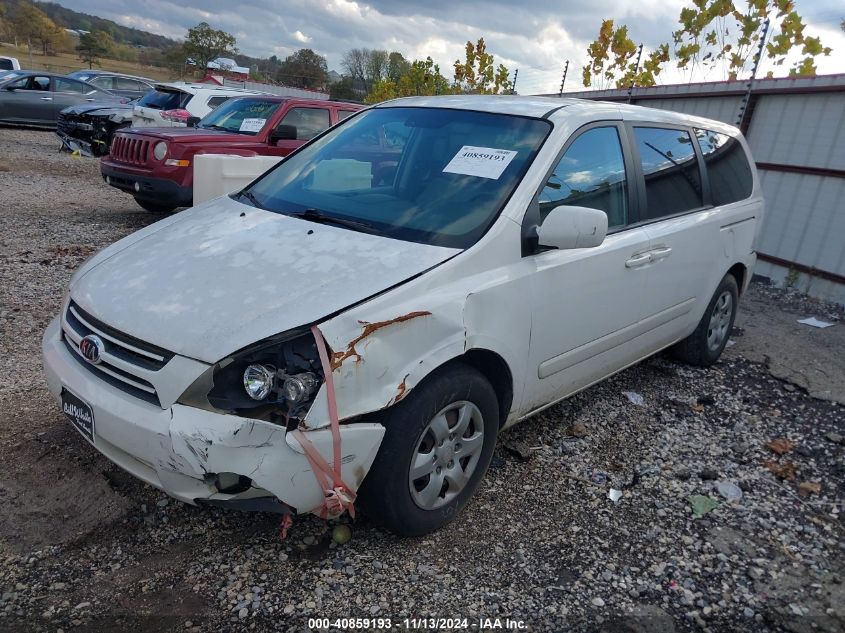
[[289, 324, 356, 520]]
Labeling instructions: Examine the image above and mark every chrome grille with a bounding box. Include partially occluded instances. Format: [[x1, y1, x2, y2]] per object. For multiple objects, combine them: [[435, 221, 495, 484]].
[[62, 301, 173, 406], [110, 135, 151, 165]]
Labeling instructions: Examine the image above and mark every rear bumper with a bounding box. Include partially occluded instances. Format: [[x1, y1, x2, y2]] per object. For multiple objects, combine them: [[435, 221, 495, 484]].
[[42, 316, 385, 514], [101, 164, 193, 206]]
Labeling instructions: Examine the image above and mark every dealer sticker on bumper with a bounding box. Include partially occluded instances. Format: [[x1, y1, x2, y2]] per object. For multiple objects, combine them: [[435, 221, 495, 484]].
[[61, 388, 94, 442]]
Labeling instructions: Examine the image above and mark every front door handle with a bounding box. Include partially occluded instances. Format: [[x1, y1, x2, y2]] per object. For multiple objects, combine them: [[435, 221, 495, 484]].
[[650, 246, 672, 262], [40, 97, 52, 101], [625, 252, 652, 268]]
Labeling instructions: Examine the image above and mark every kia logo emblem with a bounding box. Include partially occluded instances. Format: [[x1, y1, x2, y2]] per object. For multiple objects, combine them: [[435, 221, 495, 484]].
[[79, 334, 104, 365]]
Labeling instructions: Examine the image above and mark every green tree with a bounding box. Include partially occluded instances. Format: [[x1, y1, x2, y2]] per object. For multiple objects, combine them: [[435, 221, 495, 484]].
[[582, 20, 669, 89], [673, 0, 831, 79], [364, 56, 452, 103], [76, 31, 111, 68], [277, 48, 328, 90], [452, 38, 511, 94], [183, 21, 237, 75], [387, 51, 410, 82], [329, 76, 357, 100]]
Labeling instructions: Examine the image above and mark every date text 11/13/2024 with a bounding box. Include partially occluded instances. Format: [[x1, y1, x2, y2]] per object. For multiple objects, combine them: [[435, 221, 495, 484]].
[[307, 618, 527, 630]]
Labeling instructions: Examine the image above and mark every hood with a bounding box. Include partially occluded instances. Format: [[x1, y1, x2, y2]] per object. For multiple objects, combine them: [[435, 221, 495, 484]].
[[61, 102, 132, 117], [122, 126, 237, 143], [70, 197, 459, 363]]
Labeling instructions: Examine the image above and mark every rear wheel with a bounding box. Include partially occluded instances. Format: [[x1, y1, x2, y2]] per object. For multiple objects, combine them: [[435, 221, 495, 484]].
[[134, 198, 177, 214], [672, 273, 738, 366], [358, 363, 499, 536]]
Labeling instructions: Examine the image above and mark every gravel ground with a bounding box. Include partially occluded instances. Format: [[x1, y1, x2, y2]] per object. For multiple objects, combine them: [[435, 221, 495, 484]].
[[0, 128, 843, 633]]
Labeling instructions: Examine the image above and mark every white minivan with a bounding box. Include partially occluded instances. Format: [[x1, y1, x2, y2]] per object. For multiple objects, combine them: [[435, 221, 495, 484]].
[[43, 96, 762, 535]]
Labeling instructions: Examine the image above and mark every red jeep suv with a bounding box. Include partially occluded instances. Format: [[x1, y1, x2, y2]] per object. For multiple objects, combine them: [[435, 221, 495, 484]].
[[100, 96, 363, 213]]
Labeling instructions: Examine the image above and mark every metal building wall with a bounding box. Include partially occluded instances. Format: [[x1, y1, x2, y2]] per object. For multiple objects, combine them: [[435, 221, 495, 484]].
[[546, 75, 845, 304]]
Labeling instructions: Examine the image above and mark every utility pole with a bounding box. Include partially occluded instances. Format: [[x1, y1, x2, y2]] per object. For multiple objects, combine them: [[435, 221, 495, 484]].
[[736, 18, 770, 131], [511, 69, 518, 95], [558, 60, 569, 97], [627, 44, 643, 104]]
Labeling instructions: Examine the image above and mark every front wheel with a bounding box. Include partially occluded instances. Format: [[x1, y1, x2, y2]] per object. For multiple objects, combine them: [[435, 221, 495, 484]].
[[672, 273, 739, 367], [358, 363, 499, 536], [134, 198, 177, 214]]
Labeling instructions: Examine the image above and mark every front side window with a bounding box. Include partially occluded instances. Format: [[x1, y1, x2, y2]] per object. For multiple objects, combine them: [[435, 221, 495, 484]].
[[539, 126, 628, 229], [338, 109, 357, 121], [90, 76, 115, 90], [694, 128, 753, 206], [243, 107, 551, 248], [634, 126, 702, 219], [115, 77, 142, 91], [198, 97, 281, 134], [277, 107, 331, 140], [9, 75, 50, 91]]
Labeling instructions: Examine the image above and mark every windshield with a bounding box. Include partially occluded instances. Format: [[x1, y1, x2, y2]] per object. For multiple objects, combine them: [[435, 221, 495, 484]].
[[137, 88, 190, 110], [243, 107, 551, 248], [198, 97, 281, 134]]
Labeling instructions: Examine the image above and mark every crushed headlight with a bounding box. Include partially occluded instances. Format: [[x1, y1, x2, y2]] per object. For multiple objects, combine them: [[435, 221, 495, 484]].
[[178, 328, 324, 427], [243, 364, 275, 400]]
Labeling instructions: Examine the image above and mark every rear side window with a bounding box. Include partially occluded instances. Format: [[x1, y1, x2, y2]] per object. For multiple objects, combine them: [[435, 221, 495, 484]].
[[539, 126, 628, 229], [694, 128, 753, 205], [55, 78, 88, 93], [634, 127, 702, 219], [277, 107, 331, 140], [0, 59, 13, 70], [137, 89, 190, 110], [207, 96, 229, 110]]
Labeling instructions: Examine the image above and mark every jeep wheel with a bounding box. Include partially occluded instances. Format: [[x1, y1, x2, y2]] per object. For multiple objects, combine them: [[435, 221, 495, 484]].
[[135, 198, 177, 214]]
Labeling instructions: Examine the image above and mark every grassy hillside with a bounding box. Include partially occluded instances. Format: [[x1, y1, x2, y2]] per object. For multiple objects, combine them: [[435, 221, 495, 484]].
[[35, 1, 180, 49], [0, 43, 178, 81]]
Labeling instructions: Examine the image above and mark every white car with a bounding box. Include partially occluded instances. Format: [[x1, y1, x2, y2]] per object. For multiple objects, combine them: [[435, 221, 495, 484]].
[[0, 56, 20, 71], [131, 82, 264, 127], [43, 96, 762, 535]]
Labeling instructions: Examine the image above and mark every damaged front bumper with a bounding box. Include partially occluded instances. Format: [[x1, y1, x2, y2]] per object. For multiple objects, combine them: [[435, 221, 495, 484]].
[[41, 317, 385, 514]]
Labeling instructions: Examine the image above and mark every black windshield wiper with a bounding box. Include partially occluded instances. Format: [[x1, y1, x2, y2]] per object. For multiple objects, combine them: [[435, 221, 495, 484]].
[[287, 208, 379, 233], [200, 124, 228, 131], [234, 190, 264, 209]]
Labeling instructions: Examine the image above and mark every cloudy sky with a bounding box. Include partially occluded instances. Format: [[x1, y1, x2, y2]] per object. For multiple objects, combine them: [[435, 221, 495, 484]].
[[59, 0, 844, 93]]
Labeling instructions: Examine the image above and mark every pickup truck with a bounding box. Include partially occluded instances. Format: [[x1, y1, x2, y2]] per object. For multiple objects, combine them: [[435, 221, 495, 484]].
[[100, 96, 363, 213]]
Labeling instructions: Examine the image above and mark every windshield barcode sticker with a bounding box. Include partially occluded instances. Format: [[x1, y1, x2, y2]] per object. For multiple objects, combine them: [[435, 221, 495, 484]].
[[443, 146, 518, 180], [239, 118, 267, 132]]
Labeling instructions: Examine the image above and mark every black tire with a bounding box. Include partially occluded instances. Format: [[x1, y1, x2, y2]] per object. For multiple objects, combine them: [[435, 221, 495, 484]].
[[672, 273, 739, 367], [135, 198, 177, 214], [358, 363, 499, 536]]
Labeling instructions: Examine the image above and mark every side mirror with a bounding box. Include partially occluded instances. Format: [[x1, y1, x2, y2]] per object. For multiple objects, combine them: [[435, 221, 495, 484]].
[[5, 85, 17, 91], [271, 124, 297, 141], [536, 205, 608, 250], [186, 116, 200, 127]]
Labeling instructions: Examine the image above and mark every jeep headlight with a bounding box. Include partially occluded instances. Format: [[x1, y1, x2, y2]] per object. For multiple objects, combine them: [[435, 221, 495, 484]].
[[153, 141, 167, 161], [178, 329, 324, 427]]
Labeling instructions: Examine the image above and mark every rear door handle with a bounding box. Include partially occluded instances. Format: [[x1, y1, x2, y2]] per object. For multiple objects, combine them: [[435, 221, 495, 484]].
[[40, 97, 52, 101], [650, 246, 672, 262], [625, 252, 652, 268]]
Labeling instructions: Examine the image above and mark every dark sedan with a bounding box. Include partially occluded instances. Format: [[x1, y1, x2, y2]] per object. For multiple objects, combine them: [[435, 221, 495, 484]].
[[66, 70, 155, 100], [0, 71, 126, 127]]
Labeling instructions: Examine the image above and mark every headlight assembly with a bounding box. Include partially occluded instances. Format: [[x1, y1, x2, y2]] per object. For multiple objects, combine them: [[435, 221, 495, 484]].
[[178, 328, 324, 427]]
